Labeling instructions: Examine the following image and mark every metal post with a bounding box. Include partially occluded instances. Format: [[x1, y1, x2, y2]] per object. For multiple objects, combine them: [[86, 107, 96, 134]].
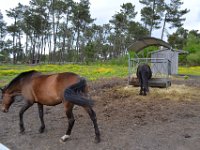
[[128, 51, 131, 84]]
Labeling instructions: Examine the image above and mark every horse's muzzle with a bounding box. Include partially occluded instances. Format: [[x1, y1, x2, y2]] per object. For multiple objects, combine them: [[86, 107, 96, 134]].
[[1, 107, 8, 113]]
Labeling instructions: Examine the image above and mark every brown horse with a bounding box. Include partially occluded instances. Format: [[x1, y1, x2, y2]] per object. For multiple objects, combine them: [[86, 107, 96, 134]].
[[0, 70, 100, 143]]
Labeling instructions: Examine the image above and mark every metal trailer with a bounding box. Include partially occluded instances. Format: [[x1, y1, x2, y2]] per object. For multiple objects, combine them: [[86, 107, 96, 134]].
[[128, 55, 171, 88]]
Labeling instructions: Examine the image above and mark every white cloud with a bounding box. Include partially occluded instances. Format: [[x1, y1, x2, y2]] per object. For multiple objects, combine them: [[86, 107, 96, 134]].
[[0, 0, 29, 14], [90, 0, 142, 25], [182, 0, 200, 31]]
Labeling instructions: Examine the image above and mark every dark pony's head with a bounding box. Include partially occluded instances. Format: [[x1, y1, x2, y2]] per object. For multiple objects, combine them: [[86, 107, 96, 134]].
[[1, 70, 38, 113]]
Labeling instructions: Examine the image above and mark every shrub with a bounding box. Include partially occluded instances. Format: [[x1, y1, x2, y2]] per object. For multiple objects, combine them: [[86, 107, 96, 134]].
[[187, 51, 200, 66]]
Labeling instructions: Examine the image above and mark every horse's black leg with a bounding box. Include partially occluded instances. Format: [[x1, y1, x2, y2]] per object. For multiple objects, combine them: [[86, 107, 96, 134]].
[[139, 87, 143, 95], [139, 77, 143, 95], [85, 107, 101, 143], [146, 83, 149, 92], [143, 88, 147, 96], [146, 78, 150, 93], [60, 106, 75, 142], [146, 81, 150, 95], [19, 101, 33, 133], [143, 77, 148, 96], [66, 110, 75, 135], [141, 73, 148, 96], [38, 103, 45, 133]]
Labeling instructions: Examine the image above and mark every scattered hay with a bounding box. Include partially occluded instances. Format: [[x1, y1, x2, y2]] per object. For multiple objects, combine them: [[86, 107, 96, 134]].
[[119, 84, 200, 102]]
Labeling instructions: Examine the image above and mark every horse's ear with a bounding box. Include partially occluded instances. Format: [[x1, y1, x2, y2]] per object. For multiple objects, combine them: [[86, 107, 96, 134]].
[[0, 87, 4, 93], [0, 85, 7, 93]]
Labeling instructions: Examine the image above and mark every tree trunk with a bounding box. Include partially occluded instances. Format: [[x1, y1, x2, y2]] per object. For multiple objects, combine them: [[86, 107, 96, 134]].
[[48, 34, 52, 63], [25, 34, 29, 63], [75, 27, 80, 62], [150, 0, 156, 36], [12, 18, 17, 64], [161, 14, 166, 40]]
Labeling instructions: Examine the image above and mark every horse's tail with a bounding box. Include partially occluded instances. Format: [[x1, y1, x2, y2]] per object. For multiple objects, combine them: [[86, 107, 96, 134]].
[[64, 77, 94, 107]]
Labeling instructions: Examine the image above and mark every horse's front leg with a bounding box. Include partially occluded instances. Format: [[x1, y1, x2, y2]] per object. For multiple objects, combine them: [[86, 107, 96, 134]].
[[19, 101, 33, 133], [37, 103, 45, 133], [60, 103, 75, 142], [143, 78, 148, 96], [85, 106, 101, 143], [143, 88, 147, 96], [139, 79, 143, 95]]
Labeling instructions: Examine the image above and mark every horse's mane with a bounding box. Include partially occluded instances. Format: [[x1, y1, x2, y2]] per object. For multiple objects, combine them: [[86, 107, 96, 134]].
[[4, 70, 39, 91]]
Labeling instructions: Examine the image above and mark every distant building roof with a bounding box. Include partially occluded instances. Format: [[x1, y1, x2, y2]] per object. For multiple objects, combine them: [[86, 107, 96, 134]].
[[149, 48, 189, 55]]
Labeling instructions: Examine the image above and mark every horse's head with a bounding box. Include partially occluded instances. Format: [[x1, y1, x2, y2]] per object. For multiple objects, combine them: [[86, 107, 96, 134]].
[[0, 87, 14, 113]]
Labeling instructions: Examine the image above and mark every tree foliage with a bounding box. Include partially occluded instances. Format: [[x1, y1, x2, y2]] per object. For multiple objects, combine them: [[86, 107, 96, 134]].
[[0, 0, 192, 65], [161, 0, 189, 39], [168, 28, 200, 66], [140, 0, 165, 36]]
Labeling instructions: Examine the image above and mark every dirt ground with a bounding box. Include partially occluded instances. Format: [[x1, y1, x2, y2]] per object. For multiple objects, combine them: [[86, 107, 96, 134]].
[[1, 77, 200, 150]]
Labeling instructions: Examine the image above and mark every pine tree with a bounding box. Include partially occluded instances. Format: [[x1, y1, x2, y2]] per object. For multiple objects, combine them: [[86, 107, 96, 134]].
[[161, 0, 189, 39], [0, 11, 7, 51], [139, 0, 165, 36]]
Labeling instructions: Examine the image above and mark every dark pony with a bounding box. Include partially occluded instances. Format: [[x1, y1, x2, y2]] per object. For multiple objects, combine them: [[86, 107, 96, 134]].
[[0, 70, 100, 143], [136, 64, 152, 96]]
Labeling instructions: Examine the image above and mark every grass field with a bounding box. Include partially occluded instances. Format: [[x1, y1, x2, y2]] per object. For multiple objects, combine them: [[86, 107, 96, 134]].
[[0, 64, 199, 87], [0, 64, 128, 86], [178, 66, 200, 76]]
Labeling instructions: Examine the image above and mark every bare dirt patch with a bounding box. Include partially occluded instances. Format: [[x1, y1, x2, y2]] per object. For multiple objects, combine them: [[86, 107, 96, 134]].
[[1, 77, 200, 150]]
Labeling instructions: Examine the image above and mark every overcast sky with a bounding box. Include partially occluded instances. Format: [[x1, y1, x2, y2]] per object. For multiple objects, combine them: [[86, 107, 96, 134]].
[[0, 0, 200, 39]]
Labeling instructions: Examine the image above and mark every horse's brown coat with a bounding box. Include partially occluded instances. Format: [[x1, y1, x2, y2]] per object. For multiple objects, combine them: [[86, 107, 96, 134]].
[[1, 70, 100, 143]]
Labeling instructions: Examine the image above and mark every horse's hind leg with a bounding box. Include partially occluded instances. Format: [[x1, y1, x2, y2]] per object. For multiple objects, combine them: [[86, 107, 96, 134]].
[[60, 103, 75, 142], [139, 77, 143, 95], [84, 106, 100, 143], [143, 88, 147, 96], [143, 78, 148, 96], [139, 86, 143, 95], [38, 103, 45, 133], [19, 101, 33, 133]]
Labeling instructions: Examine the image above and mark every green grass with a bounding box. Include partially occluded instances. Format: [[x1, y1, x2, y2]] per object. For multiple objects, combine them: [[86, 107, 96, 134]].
[[0, 64, 128, 86], [178, 66, 200, 76], [0, 64, 199, 87]]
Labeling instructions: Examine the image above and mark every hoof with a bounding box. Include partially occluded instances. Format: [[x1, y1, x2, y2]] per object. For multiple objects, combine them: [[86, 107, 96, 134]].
[[19, 127, 25, 134], [59, 135, 70, 142], [95, 136, 101, 143], [19, 124, 25, 133], [20, 129, 25, 134], [39, 127, 45, 133]]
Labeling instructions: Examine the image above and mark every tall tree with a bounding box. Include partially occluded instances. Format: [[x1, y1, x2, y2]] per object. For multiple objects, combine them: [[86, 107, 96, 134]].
[[161, 0, 189, 39], [6, 3, 25, 63], [110, 3, 138, 57], [28, 0, 51, 63], [57, 0, 74, 63], [168, 27, 188, 49], [140, 0, 165, 36], [72, 0, 94, 61], [49, 0, 68, 62], [184, 30, 200, 53], [0, 11, 7, 52], [184, 30, 200, 65]]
